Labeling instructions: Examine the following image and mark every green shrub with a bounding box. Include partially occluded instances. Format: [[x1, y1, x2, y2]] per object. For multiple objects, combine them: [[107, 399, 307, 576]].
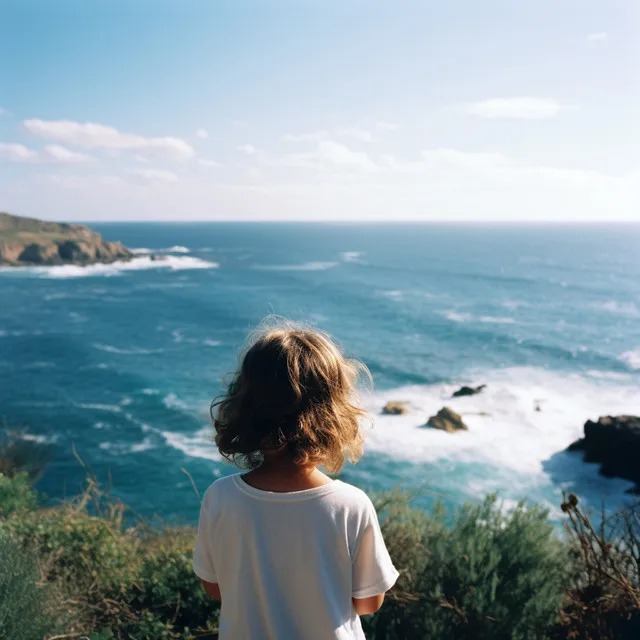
[[0, 472, 38, 516], [1, 507, 140, 591], [130, 531, 219, 636], [367, 495, 568, 640], [0, 534, 52, 640]]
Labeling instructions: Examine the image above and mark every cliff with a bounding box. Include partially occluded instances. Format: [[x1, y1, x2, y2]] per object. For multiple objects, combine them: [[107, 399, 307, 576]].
[[0, 212, 133, 266]]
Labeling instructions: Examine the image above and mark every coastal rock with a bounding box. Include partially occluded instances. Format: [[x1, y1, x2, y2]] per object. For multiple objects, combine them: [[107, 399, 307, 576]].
[[0, 241, 24, 263], [567, 415, 640, 486], [382, 402, 410, 415], [452, 384, 486, 398], [0, 212, 133, 267], [425, 407, 468, 433], [18, 242, 62, 265]]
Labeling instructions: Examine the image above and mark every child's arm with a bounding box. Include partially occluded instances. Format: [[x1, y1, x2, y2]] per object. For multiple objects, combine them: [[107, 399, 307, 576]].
[[352, 594, 384, 615], [201, 579, 222, 601]]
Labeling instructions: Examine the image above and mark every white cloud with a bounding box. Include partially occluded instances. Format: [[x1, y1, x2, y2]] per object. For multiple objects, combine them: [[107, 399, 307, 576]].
[[587, 32, 608, 41], [0, 108, 10, 117], [128, 168, 179, 183], [236, 143, 257, 155], [0, 142, 94, 164], [336, 127, 373, 142], [43, 144, 95, 164], [375, 121, 399, 131], [23, 119, 195, 161], [134, 155, 150, 164], [0, 143, 39, 162], [198, 158, 221, 168], [463, 97, 575, 120], [196, 128, 209, 139], [316, 140, 376, 170]]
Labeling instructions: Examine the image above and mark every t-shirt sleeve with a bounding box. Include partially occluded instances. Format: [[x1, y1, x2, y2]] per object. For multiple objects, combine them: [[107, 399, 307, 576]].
[[351, 500, 399, 599], [193, 491, 218, 583]]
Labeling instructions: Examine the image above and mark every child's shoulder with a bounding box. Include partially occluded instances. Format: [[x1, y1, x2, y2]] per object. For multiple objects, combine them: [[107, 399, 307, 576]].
[[200, 473, 238, 506], [330, 480, 376, 513]]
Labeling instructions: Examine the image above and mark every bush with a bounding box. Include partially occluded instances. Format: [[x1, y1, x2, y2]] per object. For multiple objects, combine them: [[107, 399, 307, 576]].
[[556, 494, 640, 640], [0, 534, 52, 640], [0, 472, 38, 516], [366, 494, 568, 640]]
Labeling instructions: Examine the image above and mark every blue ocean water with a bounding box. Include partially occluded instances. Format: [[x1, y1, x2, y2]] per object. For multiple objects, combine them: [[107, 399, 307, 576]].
[[1, 223, 639, 524]]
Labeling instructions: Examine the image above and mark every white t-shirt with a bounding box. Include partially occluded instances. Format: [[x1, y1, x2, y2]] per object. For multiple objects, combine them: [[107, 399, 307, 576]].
[[193, 474, 399, 640]]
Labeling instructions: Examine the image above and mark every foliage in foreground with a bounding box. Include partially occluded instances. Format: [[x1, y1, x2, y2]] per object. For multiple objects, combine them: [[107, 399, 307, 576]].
[[0, 533, 51, 640], [0, 464, 638, 639], [363, 493, 569, 640]]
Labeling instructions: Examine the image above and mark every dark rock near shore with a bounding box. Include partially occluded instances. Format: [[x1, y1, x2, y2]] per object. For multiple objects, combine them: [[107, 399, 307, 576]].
[[425, 407, 468, 433], [382, 402, 410, 415], [0, 212, 133, 267], [452, 384, 486, 398], [567, 415, 640, 486]]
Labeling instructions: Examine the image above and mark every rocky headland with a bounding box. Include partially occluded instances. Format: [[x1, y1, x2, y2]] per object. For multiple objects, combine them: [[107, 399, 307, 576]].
[[0, 212, 133, 267]]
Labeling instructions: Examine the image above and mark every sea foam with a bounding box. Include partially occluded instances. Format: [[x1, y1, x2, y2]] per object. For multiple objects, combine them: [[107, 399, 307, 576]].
[[9, 255, 219, 279]]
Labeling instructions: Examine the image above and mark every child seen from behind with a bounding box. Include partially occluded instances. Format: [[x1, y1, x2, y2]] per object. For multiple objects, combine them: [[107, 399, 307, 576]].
[[193, 322, 398, 639]]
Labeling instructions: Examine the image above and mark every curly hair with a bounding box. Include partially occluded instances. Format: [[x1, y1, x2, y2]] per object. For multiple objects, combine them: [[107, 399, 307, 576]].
[[211, 321, 370, 473]]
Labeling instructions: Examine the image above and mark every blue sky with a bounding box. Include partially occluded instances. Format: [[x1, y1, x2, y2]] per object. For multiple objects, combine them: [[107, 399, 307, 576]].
[[1, 0, 638, 221]]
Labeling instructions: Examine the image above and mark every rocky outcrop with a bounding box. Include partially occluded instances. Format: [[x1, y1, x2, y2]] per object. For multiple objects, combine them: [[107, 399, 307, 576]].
[[452, 384, 486, 398], [0, 212, 133, 267], [382, 402, 410, 415], [425, 407, 468, 433], [567, 416, 640, 486]]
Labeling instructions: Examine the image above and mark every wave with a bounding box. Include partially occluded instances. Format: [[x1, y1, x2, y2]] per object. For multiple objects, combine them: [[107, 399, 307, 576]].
[[162, 392, 190, 411], [76, 402, 122, 413], [444, 310, 516, 324], [363, 366, 638, 502], [131, 246, 191, 255], [620, 349, 640, 370], [160, 427, 220, 462], [341, 251, 367, 264], [599, 300, 640, 318], [9, 256, 219, 279], [203, 339, 222, 347], [99, 436, 156, 455], [254, 261, 338, 272], [93, 343, 164, 355]]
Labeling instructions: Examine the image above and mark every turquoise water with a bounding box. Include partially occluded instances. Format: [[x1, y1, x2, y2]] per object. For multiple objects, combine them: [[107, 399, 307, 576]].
[[1, 223, 639, 523]]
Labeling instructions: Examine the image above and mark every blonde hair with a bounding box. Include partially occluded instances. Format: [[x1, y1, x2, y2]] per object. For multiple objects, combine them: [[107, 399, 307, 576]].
[[211, 320, 370, 473]]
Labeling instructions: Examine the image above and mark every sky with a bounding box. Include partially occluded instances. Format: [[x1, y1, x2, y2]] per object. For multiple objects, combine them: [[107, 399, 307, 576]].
[[0, 0, 638, 222]]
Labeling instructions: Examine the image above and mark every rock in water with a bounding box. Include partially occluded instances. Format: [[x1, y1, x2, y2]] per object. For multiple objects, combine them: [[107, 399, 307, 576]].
[[567, 416, 640, 486], [452, 384, 486, 398], [382, 402, 410, 415], [426, 407, 468, 433]]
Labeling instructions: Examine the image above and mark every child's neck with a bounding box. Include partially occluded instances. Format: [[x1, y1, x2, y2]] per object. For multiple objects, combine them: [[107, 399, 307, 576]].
[[242, 453, 333, 493]]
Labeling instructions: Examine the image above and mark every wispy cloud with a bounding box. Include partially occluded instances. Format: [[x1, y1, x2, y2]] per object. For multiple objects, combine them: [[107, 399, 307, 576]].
[[128, 168, 179, 183], [463, 97, 575, 120], [196, 128, 209, 139], [23, 119, 195, 161], [0, 107, 10, 117], [587, 32, 608, 42], [282, 131, 328, 143], [0, 142, 95, 164], [236, 143, 257, 155]]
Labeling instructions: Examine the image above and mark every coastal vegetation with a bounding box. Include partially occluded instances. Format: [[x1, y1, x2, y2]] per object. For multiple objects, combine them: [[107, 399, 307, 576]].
[[0, 438, 638, 640]]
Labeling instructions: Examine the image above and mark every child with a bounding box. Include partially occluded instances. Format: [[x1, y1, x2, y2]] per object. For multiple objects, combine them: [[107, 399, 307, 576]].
[[193, 322, 399, 639]]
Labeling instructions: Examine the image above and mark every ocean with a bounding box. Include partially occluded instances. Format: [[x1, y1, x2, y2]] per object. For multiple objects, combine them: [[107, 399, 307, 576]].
[[1, 223, 639, 525]]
